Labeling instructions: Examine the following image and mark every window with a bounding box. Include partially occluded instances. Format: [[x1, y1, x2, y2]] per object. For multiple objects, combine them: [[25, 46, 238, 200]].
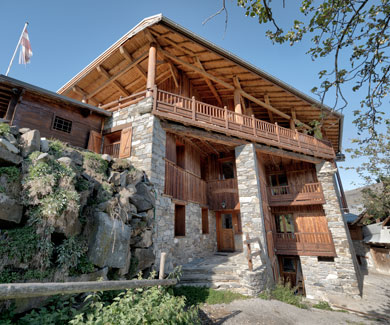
[[174, 204, 185, 237], [282, 257, 296, 272], [270, 173, 289, 195], [53, 116, 72, 133], [318, 256, 334, 262], [202, 208, 209, 234], [221, 160, 235, 179], [275, 214, 294, 233]]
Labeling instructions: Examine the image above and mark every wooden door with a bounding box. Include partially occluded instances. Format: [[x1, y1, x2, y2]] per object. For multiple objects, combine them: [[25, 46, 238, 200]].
[[119, 127, 132, 158], [217, 212, 235, 252], [87, 130, 102, 154], [278, 255, 304, 290]]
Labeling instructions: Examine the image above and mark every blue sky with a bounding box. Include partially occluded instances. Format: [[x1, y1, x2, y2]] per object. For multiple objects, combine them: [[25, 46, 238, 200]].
[[0, 0, 375, 190]]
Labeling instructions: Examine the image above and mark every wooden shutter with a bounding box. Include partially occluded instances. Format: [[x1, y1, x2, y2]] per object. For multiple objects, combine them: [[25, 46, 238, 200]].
[[87, 130, 102, 153], [119, 127, 132, 158]]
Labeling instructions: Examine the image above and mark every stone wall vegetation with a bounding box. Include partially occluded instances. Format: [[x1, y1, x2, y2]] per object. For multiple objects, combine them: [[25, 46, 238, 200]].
[[0, 123, 157, 315]]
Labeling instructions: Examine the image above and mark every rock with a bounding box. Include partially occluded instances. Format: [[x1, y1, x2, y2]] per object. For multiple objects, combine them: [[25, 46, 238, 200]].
[[20, 130, 40, 157], [0, 138, 19, 154], [4, 133, 17, 145], [135, 229, 153, 248], [36, 152, 50, 162], [108, 171, 121, 186], [120, 171, 128, 187], [19, 128, 31, 134], [129, 182, 155, 212], [101, 154, 112, 162], [40, 138, 49, 152], [81, 172, 93, 182], [66, 267, 108, 282], [57, 156, 73, 167], [63, 149, 83, 166], [134, 247, 155, 271], [126, 168, 144, 185], [53, 206, 82, 237], [0, 146, 22, 165], [119, 250, 131, 276], [9, 125, 19, 136], [0, 193, 23, 224], [87, 212, 132, 269], [0, 174, 21, 199], [130, 218, 148, 238]]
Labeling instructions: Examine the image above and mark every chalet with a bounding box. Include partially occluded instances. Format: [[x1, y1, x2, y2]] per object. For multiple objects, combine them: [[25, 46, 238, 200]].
[[0, 75, 110, 150], [56, 14, 360, 299]]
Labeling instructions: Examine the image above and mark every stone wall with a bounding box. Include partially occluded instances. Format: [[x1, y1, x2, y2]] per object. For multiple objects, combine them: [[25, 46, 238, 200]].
[[235, 143, 273, 294], [106, 98, 217, 272], [300, 161, 361, 300]]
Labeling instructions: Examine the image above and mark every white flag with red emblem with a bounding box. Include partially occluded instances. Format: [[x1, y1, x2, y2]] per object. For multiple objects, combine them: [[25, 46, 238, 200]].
[[18, 27, 33, 65]]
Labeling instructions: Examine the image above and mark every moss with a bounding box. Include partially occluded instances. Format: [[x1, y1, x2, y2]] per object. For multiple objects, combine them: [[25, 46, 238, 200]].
[[0, 123, 10, 136], [0, 166, 20, 183]]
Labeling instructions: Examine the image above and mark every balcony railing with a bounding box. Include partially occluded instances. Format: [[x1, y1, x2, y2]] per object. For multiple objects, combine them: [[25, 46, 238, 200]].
[[152, 87, 335, 160], [273, 232, 336, 256], [103, 141, 120, 158], [267, 182, 325, 206]]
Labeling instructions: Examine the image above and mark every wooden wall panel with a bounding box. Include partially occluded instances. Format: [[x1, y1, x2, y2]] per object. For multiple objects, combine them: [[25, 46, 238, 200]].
[[184, 144, 201, 177], [12, 93, 103, 149], [165, 132, 177, 163]]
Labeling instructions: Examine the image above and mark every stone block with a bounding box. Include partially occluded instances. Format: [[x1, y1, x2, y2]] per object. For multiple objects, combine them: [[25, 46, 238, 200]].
[[88, 212, 131, 268], [134, 247, 155, 271], [129, 182, 155, 212], [0, 138, 19, 154], [40, 138, 49, 153], [20, 130, 40, 157], [0, 145, 22, 165], [0, 193, 23, 224]]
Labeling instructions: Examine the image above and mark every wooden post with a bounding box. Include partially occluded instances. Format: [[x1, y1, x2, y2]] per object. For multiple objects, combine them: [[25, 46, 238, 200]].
[[146, 42, 157, 97], [295, 129, 301, 148], [252, 114, 256, 136], [159, 252, 167, 280], [224, 106, 228, 129], [245, 233, 253, 271], [152, 85, 158, 112], [234, 88, 242, 124], [191, 96, 196, 121], [275, 122, 280, 143]]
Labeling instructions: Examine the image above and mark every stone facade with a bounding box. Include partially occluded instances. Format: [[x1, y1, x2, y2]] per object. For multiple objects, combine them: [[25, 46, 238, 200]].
[[300, 161, 361, 300], [235, 143, 274, 294], [106, 98, 217, 272]]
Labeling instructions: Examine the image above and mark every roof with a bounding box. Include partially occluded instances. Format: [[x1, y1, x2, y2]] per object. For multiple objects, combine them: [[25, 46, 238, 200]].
[[363, 222, 390, 244], [0, 75, 111, 117], [58, 14, 343, 151]]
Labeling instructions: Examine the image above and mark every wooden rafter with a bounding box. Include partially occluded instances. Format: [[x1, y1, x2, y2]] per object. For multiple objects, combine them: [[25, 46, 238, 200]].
[[119, 46, 147, 81], [195, 57, 222, 106], [149, 29, 195, 56], [72, 86, 98, 105], [264, 94, 274, 123], [202, 139, 220, 155], [86, 51, 148, 99], [97, 65, 130, 97]]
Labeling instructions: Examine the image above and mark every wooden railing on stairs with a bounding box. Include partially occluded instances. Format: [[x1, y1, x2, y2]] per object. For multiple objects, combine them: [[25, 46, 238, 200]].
[[152, 87, 335, 160]]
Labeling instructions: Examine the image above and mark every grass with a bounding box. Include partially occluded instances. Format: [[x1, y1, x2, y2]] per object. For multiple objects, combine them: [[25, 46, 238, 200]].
[[258, 283, 308, 309], [173, 286, 248, 305], [312, 301, 333, 311]]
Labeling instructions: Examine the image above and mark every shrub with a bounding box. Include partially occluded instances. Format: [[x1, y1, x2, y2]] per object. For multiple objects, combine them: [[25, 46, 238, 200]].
[[0, 123, 10, 136], [0, 166, 20, 182], [48, 139, 66, 157], [83, 152, 108, 176], [258, 282, 308, 309]]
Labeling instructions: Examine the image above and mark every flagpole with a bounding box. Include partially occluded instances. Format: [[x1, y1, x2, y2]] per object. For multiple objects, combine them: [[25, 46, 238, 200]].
[[5, 22, 29, 76]]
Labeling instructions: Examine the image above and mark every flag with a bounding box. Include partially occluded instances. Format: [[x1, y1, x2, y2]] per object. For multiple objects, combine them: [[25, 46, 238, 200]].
[[18, 27, 33, 65]]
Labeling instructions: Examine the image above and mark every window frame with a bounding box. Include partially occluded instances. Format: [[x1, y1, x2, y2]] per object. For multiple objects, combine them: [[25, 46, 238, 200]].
[[52, 115, 73, 134]]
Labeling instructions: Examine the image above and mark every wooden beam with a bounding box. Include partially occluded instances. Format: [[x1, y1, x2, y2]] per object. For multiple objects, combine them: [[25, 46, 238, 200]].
[[168, 61, 179, 88], [255, 143, 322, 164], [119, 46, 147, 81], [149, 29, 195, 56], [195, 57, 222, 106], [159, 49, 234, 90], [264, 94, 274, 123], [202, 139, 220, 155], [97, 65, 130, 97], [160, 121, 245, 147], [290, 107, 296, 130], [87, 51, 148, 99], [72, 86, 98, 105]]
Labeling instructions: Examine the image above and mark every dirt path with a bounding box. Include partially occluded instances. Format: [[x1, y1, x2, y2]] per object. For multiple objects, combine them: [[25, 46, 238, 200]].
[[199, 298, 382, 324]]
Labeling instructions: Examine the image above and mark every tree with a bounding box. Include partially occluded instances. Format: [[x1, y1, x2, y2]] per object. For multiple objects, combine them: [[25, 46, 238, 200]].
[[206, 0, 390, 137]]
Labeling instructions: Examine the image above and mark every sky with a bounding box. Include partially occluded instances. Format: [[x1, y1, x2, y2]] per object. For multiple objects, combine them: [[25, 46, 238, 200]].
[[0, 0, 378, 190]]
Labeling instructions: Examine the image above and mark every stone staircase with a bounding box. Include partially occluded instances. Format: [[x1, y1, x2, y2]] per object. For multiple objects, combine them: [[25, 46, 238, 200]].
[[179, 253, 249, 294]]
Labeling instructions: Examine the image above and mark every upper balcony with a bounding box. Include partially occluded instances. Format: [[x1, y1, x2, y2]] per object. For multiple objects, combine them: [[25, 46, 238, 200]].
[[267, 183, 325, 207], [151, 88, 335, 160]]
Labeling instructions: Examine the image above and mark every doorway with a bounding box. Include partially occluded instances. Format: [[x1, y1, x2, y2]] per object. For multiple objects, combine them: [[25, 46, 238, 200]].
[[278, 255, 305, 295], [216, 210, 242, 252]]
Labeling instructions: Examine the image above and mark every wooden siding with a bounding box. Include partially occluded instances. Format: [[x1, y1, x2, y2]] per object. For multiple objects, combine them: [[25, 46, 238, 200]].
[[267, 183, 325, 206], [12, 92, 103, 149], [207, 179, 238, 210]]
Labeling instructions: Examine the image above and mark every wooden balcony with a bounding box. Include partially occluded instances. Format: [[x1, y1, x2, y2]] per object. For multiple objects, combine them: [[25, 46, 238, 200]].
[[267, 183, 325, 206], [207, 178, 239, 210], [152, 88, 335, 160], [103, 141, 120, 158], [273, 232, 336, 256], [164, 160, 207, 206]]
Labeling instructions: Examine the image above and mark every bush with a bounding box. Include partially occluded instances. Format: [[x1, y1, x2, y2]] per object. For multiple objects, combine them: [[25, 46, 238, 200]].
[[0, 123, 10, 136], [48, 139, 66, 158], [56, 236, 90, 274], [0, 166, 20, 182], [258, 283, 308, 309], [82, 152, 108, 176]]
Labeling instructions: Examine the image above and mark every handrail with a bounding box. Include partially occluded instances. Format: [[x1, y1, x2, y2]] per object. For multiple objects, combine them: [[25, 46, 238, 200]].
[[103, 141, 121, 158], [100, 90, 148, 111], [152, 88, 335, 159], [267, 182, 322, 196]]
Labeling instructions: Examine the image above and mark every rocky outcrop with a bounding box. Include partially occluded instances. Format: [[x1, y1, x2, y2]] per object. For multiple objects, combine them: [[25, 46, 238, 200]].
[[0, 193, 23, 224], [20, 129, 40, 157]]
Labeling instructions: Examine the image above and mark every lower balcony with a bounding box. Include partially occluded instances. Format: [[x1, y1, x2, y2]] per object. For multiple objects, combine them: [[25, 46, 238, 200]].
[[267, 183, 325, 206], [273, 232, 336, 256]]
